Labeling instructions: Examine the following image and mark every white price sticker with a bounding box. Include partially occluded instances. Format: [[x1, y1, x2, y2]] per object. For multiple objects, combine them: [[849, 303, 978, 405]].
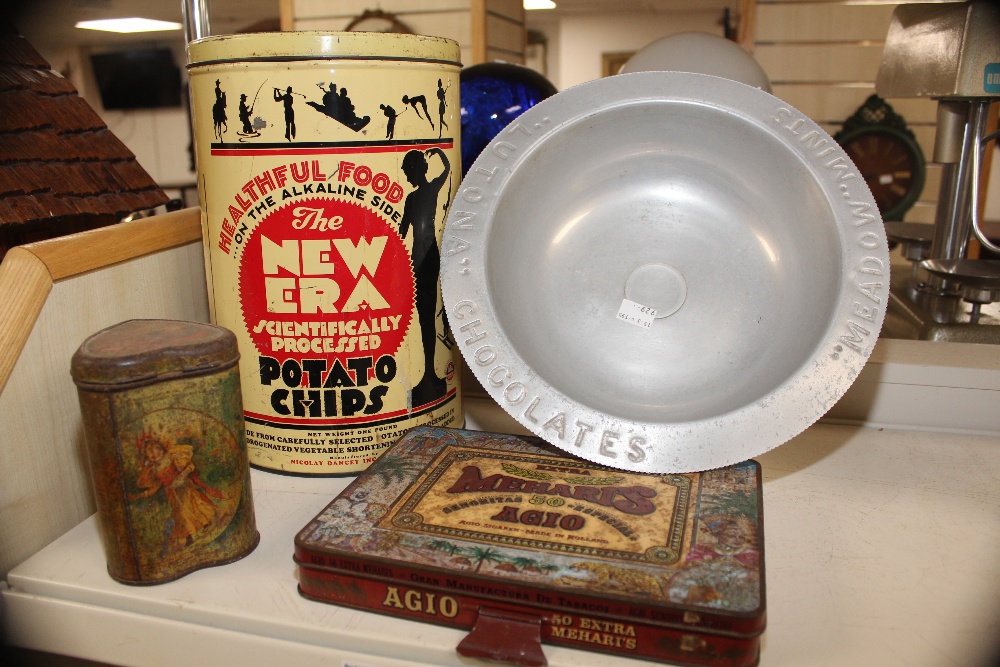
[[616, 299, 657, 330]]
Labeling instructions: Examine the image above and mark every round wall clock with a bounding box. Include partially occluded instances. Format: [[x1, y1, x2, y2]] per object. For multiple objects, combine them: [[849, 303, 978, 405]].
[[835, 95, 926, 221]]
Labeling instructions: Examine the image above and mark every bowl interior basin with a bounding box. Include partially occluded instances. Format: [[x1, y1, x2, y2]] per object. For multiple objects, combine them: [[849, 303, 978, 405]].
[[485, 99, 842, 424]]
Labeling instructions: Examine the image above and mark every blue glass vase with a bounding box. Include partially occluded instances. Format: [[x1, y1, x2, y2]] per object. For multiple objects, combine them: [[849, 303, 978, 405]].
[[460, 62, 557, 176]]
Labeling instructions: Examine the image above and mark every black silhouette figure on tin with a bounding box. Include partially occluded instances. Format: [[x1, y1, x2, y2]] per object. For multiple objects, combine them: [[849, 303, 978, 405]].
[[338, 87, 370, 131], [315, 82, 340, 118], [274, 86, 297, 141], [399, 148, 451, 407], [307, 84, 370, 132], [402, 94, 433, 131], [379, 104, 399, 140], [213, 79, 228, 141], [238, 94, 254, 135], [435, 79, 449, 139]]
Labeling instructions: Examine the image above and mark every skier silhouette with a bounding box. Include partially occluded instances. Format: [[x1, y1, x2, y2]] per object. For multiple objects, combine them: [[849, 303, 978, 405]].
[[402, 94, 433, 131], [399, 148, 451, 407], [274, 86, 296, 141]]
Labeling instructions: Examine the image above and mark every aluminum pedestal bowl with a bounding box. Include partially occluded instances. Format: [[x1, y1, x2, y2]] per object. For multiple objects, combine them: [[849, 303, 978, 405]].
[[442, 72, 888, 473]]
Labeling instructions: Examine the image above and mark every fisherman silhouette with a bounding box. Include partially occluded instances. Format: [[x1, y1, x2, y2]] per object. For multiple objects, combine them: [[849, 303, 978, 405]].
[[402, 94, 433, 130], [306, 84, 370, 132], [399, 148, 451, 407], [213, 79, 228, 141], [238, 93, 254, 135], [435, 79, 449, 139], [380, 104, 399, 140], [274, 86, 296, 141]]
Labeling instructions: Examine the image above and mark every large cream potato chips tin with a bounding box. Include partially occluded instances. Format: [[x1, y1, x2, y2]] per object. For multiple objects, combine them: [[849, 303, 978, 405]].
[[188, 32, 463, 475]]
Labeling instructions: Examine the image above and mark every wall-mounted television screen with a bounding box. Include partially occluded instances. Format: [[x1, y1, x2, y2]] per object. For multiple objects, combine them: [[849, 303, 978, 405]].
[[90, 48, 182, 110]]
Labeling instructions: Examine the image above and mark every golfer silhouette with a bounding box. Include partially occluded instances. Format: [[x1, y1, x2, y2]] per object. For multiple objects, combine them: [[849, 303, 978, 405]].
[[380, 104, 399, 139], [274, 86, 296, 141]]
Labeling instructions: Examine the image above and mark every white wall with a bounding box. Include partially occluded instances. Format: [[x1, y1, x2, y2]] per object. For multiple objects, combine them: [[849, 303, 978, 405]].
[[527, 10, 722, 91]]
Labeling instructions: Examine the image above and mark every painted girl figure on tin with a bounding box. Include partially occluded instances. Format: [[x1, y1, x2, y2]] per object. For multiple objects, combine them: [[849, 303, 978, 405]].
[[130, 433, 227, 552]]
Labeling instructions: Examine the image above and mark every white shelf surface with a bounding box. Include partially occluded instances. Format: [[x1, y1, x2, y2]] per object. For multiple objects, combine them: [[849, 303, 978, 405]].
[[3, 397, 1000, 667]]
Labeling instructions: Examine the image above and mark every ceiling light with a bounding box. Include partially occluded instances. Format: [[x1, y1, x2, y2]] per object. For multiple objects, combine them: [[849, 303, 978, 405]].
[[75, 18, 183, 34], [524, 1, 557, 10]]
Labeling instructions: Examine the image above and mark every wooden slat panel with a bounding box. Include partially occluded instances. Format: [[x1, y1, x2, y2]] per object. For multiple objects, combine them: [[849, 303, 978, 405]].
[[756, 0, 900, 6], [772, 84, 938, 125], [910, 126, 937, 155], [280, 0, 294, 31], [773, 84, 875, 123], [294, 0, 469, 19], [487, 0, 523, 21], [397, 12, 473, 44], [758, 0, 896, 4], [756, 2, 896, 43], [485, 48, 525, 65], [294, 17, 353, 31], [903, 202, 937, 224], [756, 43, 884, 83], [486, 14, 525, 56], [294, 13, 473, 46], [874, 98, 938, 127], [751, 2, 979, 229], [472, 0, 486, 64]]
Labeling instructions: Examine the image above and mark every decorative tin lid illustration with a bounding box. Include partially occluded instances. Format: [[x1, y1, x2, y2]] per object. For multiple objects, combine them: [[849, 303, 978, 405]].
[[296, 427, 766, 635]]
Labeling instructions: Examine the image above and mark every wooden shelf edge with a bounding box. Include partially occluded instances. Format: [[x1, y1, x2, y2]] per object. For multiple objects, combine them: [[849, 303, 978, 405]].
[[0, 248, 54, 394], [23, 207, 203, 282]]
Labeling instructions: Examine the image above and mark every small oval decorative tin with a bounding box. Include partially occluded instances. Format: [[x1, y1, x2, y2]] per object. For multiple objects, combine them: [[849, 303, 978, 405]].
[[71, 319, 259, 585]]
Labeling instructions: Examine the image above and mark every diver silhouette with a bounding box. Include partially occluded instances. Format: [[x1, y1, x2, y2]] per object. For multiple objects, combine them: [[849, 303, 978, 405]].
[[399, 148, 451, 407], [402, 94, 433, 131], [273, 86, 296, 141]]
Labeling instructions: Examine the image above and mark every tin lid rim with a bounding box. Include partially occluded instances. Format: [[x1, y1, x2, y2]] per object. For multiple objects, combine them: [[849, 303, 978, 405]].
[[70, 319, 240, 387], [187, 31, 461, 67]]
